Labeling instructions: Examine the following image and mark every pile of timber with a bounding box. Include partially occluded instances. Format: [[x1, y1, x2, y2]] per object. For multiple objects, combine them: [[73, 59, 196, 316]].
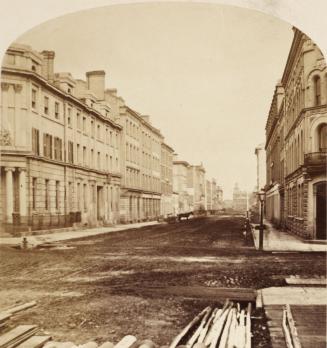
[[0, 329, 158, 348], [169, 301, 252, 348], [0, 302, 37, 328]]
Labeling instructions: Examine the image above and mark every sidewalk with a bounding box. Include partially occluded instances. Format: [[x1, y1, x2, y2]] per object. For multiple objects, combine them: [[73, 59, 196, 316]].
[[251, 221, 327, 252], [260, 286, 327, 305], [0, 221, 160, 246]]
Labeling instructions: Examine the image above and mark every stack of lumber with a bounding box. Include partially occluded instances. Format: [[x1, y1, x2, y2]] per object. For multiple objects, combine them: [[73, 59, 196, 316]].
[[0, 302, 37, 329], [0, 325, 39, 348], [169, 300, 252, 348]]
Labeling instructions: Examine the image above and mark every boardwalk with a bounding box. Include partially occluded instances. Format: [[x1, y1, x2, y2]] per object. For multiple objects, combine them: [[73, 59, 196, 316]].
[[265, 305, 327, 348]]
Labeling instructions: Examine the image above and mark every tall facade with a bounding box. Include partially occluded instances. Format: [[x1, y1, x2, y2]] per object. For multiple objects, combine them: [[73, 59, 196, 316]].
[[254, 143, 266, 192], [0, 44, 122, 232], [160, 143, 174, 217], [187, 164, 206, 211], [0, 43, 176, 232], [173, 159, 192, 213], [232, 183, 248, 212], [265, 28, 327, 239], [116, 108, 163, 222]]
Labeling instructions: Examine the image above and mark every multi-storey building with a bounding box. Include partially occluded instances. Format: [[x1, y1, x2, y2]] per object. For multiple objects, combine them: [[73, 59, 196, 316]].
[[117, 108, 163, 222], [160, 142, 174, 217], [0, 44, 122, 232], [232, 183, 248, 212], [265, 28, 327, 239], [187, 164, 206, 211], [254, 143, 266, 193], [173, 158, 192, 213], [205, 178, 222, 211]]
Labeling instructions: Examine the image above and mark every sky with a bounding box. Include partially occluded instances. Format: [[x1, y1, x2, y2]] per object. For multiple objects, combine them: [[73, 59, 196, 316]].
[[16, 2, 293, 199]]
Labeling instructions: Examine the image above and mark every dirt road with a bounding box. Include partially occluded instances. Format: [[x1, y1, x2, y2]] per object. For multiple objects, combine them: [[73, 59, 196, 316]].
[[0, 216, 325, 347]]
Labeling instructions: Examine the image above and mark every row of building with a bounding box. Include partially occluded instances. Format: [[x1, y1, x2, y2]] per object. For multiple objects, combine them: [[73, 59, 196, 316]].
[[0, 43, 223, 232], [262, 28, 326, 240]]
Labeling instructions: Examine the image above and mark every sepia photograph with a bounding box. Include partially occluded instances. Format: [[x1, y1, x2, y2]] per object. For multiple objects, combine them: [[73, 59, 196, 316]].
[[0, 1, 326, 347]]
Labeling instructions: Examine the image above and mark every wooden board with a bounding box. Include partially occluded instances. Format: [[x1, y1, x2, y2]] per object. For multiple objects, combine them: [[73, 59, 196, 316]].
[[137, 286, 257, 302], [0, 325, 38, 348], [16, 336, 51, 348]]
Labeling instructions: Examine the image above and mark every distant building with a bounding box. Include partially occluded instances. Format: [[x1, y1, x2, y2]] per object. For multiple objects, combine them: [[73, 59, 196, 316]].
[[233, 183, 248, 212], [188, 164, 206, 211], [255, 143, 266, 192], [265, 28, 327, 239], [160, 142, 174, 217], [173, 158, 192, 213]]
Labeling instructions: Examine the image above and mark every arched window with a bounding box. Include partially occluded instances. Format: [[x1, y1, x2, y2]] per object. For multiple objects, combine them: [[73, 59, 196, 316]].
[[314, 75, 321, 106], [319, 123, 327, 152]]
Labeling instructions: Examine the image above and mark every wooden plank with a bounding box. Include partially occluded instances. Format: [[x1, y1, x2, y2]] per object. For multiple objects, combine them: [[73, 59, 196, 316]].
[[5, 303, 37, 315], [15, 336, 51, 348], [285, 305, 302, 348], [0, 325, 38, 348], [169, 307, 210, 348], [113, 336, 137, 348]]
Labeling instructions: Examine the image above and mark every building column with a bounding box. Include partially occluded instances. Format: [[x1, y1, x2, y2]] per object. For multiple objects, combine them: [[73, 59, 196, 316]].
[[18, 168, 27, 222], [5, 167, 14, 223]]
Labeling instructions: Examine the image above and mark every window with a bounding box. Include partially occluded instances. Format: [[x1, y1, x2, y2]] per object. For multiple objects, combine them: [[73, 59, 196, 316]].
[[67, 107, 72, 126], [110, 156, 113, 170], [32, 128, 40, 155], [43, 133, 53, 159], [97, 152, 101, 169], [83, 146, 87, 166], [45, 179, 49, 210], [83, 184, 87, 212], [77, 112, 81, 129], [54, 102, 60, 120], [31, 89, 37, 109], [77, 144, 80, 164], [55, 181, 60, 210], [91, 149, 94, 167], [83, 117, 86, 132], [32, 178, 37, 210], [97, 124, 101, 140], [68, 141, 74, 163], [106, 154, 109, 171], [77, 182, 81, 211], [319, 124, 327, 152], [54, 137, 63, 161], [44, 96, 49, 115], [314, 76, 321, 106], [91, 120, 95, 137]]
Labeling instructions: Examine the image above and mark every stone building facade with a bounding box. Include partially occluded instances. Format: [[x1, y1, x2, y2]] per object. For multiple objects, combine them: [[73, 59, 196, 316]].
[[232, 183, 248, 212], [187, 164, 206, 211], [265, 28, 327, 239], [117, 108, 163, 223], [173, 159, 192, 214], [1, 43, 176, 232], [160, 142, 174, 217], [0, 44, 122, 232]]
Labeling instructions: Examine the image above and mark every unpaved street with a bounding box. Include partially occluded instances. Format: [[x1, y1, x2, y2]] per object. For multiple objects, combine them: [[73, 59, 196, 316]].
[[0, 216, 325, 347]]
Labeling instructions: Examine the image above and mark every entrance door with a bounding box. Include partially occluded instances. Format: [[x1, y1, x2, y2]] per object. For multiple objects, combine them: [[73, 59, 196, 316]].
[[316, 182, 326, 239]]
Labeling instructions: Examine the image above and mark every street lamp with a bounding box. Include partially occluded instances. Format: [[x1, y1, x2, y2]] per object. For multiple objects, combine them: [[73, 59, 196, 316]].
[[257, 190, 265, 250]]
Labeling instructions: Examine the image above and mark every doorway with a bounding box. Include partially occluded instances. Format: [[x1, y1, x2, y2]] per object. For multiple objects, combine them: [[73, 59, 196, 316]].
[[97, 186, 104, 221], [315, 181, 326, 239]]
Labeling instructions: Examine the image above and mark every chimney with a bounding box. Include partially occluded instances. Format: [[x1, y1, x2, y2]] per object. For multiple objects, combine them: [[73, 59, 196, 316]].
[[41, 50, 55, 81], [86, 70, 105, 100]]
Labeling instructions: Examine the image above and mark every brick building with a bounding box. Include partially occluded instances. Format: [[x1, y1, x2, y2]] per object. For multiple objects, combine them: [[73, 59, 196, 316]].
[[265, 28, 327, 239]]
